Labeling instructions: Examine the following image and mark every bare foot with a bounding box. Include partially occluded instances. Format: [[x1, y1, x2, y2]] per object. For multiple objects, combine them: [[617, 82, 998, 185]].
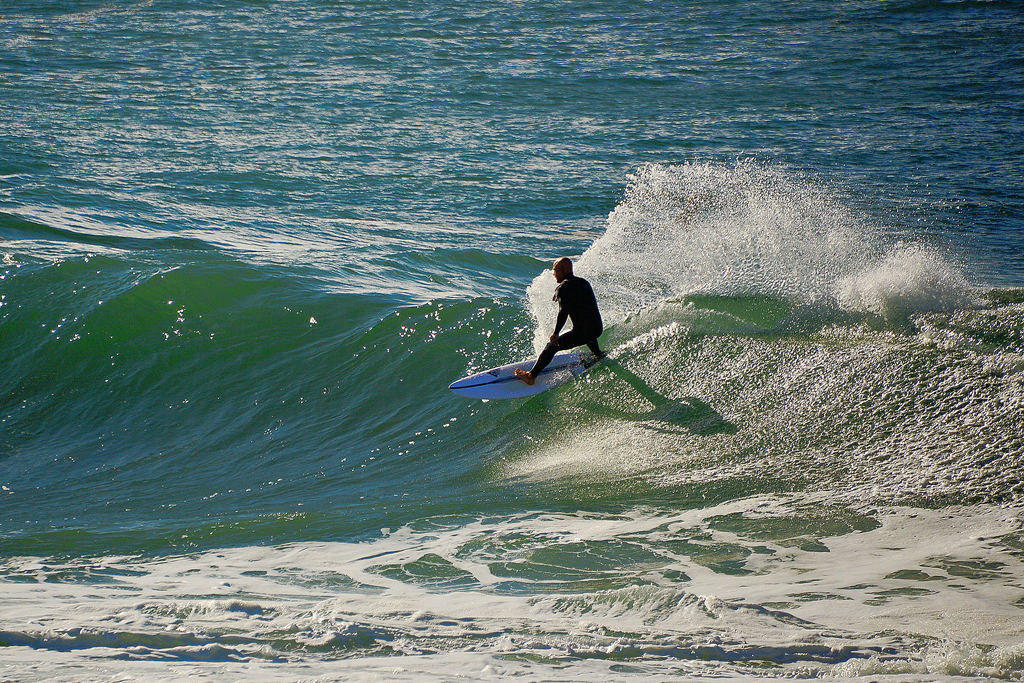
[[514, 368, 536, 385]]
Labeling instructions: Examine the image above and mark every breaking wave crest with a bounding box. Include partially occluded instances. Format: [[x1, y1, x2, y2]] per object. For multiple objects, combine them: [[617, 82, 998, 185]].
[[529, 161, 973, 350]]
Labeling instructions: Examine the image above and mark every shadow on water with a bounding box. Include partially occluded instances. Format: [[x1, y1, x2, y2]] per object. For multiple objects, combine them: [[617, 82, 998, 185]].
[[594, 358, 737, 436]]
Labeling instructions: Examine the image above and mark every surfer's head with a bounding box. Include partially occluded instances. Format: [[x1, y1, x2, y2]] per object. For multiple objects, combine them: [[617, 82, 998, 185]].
[[553, 257, 573, 283]]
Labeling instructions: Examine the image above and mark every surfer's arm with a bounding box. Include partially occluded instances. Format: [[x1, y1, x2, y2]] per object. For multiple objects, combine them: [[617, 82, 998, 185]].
[[551, 309, 568, 339]]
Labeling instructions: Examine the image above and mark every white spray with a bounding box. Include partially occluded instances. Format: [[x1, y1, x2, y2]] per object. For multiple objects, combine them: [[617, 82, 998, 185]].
[[528, 161, 972, 350]]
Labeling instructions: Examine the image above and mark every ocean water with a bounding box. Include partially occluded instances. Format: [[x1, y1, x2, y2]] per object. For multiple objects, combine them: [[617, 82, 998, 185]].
[[2, 0, 1024, 679]]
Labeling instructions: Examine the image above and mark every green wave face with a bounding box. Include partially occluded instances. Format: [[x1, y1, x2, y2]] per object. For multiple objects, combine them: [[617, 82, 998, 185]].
[[3, 224, 1022, 558], [2, 162, 1022, 558]]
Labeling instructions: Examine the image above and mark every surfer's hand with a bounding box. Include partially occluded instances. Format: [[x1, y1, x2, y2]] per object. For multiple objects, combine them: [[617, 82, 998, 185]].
[[549, 333, 559, 346]]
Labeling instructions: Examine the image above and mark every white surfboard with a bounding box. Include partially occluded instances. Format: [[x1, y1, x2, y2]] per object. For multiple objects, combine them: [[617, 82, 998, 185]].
[[449, 352, 598, 399]]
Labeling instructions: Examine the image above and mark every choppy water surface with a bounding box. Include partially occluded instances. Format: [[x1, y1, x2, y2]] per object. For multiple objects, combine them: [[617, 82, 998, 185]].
[[2, 0, 1023, 679]]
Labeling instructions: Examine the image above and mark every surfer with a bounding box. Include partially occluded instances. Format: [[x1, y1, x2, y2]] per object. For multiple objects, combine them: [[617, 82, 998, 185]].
[[515, 257, 604, 385]]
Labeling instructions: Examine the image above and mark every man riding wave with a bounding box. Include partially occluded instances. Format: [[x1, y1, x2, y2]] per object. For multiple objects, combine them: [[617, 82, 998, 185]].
[[515, 257, 605, 385]]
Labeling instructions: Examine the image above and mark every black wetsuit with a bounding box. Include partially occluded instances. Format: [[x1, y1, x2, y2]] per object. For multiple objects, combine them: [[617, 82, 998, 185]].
[[530, 274, 603, 376]]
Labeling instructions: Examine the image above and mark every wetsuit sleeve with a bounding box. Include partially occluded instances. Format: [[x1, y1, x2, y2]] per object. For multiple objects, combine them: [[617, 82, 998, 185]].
[[553, 309, 568, 335]]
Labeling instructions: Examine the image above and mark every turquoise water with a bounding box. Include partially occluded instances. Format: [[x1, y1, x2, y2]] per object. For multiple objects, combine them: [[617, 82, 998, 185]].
[[2, 1, 1024, 679]]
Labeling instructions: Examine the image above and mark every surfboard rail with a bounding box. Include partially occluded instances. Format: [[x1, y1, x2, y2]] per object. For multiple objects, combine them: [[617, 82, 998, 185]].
[[449, 352, 596, 399]]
